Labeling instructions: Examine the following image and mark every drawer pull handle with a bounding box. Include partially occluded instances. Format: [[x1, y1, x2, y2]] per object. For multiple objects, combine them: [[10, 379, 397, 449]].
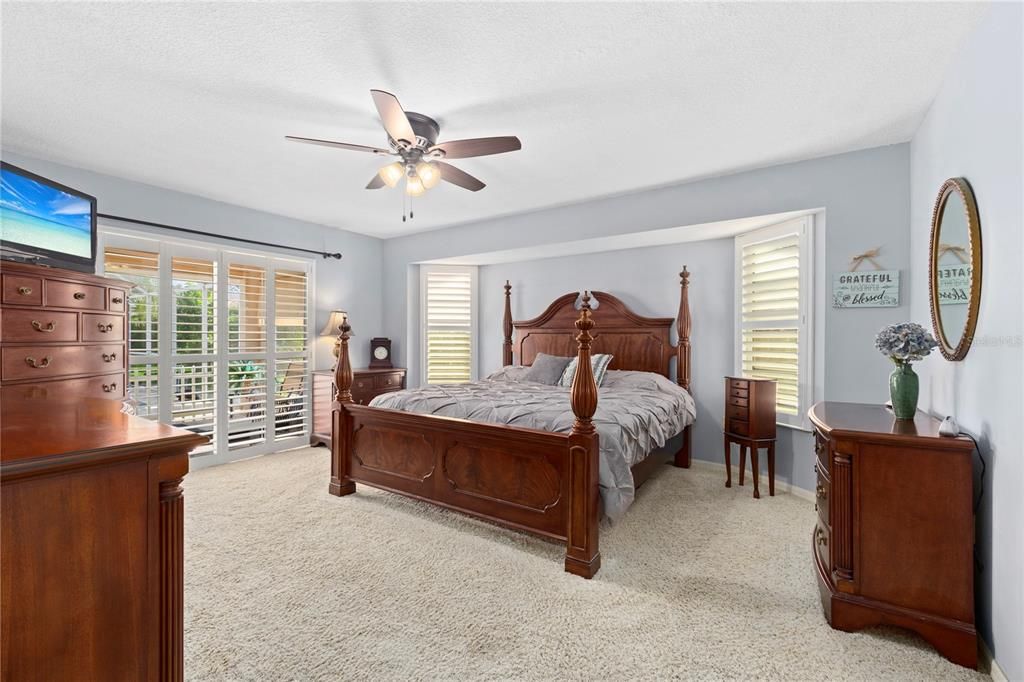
[[102, 382, 117, 393], [111, 296, 124, 304], [97, 322, 114, 332], [815, 484, 827, 500], [25, 356, 52, 368], [31, 320, 57, 333], [17, 286, 33, 295], [73, 292, 87, 300], [816, 527, 828, 547], [102, 352, 118, 362]]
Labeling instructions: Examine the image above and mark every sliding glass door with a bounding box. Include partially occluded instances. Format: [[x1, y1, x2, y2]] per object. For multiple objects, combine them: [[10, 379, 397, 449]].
[[101, 230, 313, 466]]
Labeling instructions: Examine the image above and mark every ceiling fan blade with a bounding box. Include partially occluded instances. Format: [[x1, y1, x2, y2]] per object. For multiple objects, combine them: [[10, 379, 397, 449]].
[[366, 174, 385, 190], [370, 89, 417, 145], [436, 162, 485, 192], [429, 136, 521, 159], [285, 135, 390, 155]]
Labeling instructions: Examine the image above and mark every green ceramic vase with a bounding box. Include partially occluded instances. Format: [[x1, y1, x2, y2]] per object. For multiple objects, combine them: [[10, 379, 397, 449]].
[[889, 362, 919, 420]]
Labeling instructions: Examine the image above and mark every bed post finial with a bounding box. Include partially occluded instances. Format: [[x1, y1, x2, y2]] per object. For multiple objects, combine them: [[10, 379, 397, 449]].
[[503, 280, 513, 366], [675, 268, 693, 469], [566, 291, 601, 578], [334, 316, 353, 404], [330, 315, 356, 497]]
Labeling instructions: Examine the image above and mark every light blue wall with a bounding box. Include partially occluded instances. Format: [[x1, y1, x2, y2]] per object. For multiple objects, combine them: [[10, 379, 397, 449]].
[[479, 239, 734, 479], [384, 144, 912, 494], [908, 3, 1023, 677], [0, 151, 384, 370]]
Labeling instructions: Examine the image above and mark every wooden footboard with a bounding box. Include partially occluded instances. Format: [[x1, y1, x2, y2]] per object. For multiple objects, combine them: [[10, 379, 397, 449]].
[[329, 297, 602, 578]]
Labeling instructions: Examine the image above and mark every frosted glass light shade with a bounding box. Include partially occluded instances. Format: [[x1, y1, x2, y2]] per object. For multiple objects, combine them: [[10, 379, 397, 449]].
[[416, 162, 441, 189], [378, 162, 404, 188], [406, 175, 426, 196]]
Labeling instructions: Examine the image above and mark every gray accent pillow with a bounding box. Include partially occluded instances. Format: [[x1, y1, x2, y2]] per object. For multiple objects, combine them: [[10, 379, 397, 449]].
[[521, 353, 573, 385], [558, 353, 615, 387]]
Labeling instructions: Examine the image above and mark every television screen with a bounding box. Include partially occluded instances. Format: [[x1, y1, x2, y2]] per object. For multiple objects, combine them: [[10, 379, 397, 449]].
[[0, 162, 96, 270]]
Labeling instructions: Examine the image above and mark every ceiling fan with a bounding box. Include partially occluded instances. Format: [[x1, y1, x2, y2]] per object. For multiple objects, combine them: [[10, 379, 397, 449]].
[[286, 89, 521, 199]]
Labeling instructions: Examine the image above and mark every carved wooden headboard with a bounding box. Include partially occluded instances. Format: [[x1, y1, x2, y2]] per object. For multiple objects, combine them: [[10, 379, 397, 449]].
[[501, 269, 692, 391]]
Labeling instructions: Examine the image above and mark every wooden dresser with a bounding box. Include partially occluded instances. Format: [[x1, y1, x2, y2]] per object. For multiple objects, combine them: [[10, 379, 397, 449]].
[[723, 376, 776, 497], [1, 394, 207, 681], [1, 261, 128, 403], [311, 367, 406, 446], [809, 402, 977, 668]]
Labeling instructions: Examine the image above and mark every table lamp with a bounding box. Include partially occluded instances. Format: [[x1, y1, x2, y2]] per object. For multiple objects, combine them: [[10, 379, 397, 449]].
[[320, 310, 348, 363]]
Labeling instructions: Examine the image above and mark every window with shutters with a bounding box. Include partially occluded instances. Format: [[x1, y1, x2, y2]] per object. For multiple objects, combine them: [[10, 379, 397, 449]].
[[735, 216, 814, 427], [421, 265, 477, 385], [101, 229, 313, 466]]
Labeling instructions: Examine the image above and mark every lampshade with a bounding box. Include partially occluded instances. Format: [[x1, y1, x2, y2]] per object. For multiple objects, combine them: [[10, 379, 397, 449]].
[[319, 310, 348, 337], [405, 175, 426, 196], [416, 161, 441, 189], [377, 162, 404, 188]]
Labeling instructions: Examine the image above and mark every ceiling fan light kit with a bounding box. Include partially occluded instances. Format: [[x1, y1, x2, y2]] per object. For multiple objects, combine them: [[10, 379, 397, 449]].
[[287, 89, 521, 220]]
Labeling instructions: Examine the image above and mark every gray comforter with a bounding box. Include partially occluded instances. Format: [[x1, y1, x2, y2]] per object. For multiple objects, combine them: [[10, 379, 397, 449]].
[[369, 368, 696, 521]]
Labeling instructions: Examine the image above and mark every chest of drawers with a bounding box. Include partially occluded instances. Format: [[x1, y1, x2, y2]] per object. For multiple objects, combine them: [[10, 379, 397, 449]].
[[311, 368, 407, 446], [809, 401, 977, 669], [0, 262, 128, 403]]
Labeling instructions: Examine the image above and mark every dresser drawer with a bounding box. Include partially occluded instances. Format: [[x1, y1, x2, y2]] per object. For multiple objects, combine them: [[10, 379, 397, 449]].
[[0, 308, 78, 343], [728, 395, 748, 408], [727, 418, 749, 436], [352, 375, 374, 392], [2, 274, 43, 306], [82, 313, 125, 341], [1, 373, 125, 401], [375, 372, 403, 390], [728, 379, 749, 391], [814, 429, 829, 470], [2, 344, 124, 381], [726, 404, 748, 421], [107, 287, 128, 312], [45, 280, 106, 310], [814, 520, 831, 574], [728, 386, 748, 399], [815, 463, 830, 525]]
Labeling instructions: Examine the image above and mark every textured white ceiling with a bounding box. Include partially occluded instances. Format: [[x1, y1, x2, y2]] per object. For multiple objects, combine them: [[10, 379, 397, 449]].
[[1, 2, 985, 238]]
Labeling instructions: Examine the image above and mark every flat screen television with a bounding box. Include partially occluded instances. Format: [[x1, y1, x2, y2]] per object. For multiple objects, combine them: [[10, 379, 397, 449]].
[[0, 161, 97, 273]]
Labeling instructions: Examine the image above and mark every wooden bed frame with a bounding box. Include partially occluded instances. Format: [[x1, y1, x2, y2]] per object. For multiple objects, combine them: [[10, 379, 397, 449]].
[[330, 269, 692, 578]]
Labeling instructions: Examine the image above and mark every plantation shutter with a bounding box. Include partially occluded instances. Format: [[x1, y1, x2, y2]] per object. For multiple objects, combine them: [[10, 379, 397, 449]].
[[103, 246, 160, 420], [740, 232, 801, 416], [423, 267, 475, 384], [226, 263, 268, 450], [273, 268, 309, 440], [171, 255, 217, 451]]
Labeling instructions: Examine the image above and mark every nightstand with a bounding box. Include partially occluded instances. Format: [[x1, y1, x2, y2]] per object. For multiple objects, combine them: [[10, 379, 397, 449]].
[[723, 376, 777, 498], [310, 368, 407, 446]]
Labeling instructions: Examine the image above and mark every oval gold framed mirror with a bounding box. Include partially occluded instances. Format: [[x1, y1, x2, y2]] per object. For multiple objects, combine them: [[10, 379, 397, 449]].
[[928, 177, 982, 361]]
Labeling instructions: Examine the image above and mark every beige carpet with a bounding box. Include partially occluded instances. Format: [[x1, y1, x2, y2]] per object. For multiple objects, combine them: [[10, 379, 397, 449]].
[[184, 447, 988, 681]]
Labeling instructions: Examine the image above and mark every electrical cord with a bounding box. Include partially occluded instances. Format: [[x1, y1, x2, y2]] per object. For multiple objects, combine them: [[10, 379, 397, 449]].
[[958, 431, 985, 515], [958, 430, 986, 573]]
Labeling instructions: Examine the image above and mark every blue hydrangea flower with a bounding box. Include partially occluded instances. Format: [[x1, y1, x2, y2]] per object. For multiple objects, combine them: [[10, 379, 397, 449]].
[[875, 323, 939, 364]]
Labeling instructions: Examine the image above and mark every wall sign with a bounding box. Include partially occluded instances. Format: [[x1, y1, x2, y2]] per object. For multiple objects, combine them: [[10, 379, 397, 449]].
[[832, 270, 900, 308]]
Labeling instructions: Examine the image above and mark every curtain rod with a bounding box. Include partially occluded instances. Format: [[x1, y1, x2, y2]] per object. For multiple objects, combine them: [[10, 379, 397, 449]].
[[97, 212, 343, 260]]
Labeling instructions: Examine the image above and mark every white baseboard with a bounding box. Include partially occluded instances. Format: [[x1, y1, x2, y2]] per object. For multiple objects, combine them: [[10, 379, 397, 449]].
[[980, 639, 1008, 682], [688, 458, 816, 503]]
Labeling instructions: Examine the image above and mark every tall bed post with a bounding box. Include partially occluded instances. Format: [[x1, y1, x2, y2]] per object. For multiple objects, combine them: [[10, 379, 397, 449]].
[[329, 316, 356, 496], [675, 267, 693, 468], [565, 292, 601, 579], [502, 280, 513, 366]]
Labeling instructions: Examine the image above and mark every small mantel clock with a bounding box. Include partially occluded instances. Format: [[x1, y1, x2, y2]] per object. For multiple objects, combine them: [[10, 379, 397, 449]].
[[369, 337, 393, 368]]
